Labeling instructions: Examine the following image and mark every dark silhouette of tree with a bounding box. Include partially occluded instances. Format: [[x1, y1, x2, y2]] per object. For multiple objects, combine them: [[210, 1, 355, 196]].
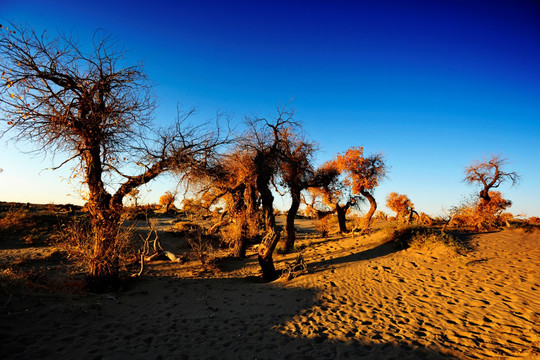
[[464, 154, 519, 203], [0, 26, 229, 290]]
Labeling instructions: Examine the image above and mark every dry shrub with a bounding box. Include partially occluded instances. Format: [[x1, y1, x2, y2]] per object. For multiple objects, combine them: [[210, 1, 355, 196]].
[[315, 216, 330, 238], [172, 221, 220, 269], [375, 211, 388, 221], [173, 221, 205, 237], [451, 191, 512, 231], [384, 224, 469, 255], [121, 205, 154, 220], [528, 217, 540, 226], [0, 208, 61, 244], [53, 216, 137, 274]]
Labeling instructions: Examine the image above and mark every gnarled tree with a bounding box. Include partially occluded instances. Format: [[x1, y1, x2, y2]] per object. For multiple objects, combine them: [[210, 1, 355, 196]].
[[308, 160, 360, 233], [386, 192, 416, 222], [278, 127, 316, 253], [335, 147, 386, 228], [242, 107, 301, 280], [464, 154, 519, 203], [0, 26, 228, 290]]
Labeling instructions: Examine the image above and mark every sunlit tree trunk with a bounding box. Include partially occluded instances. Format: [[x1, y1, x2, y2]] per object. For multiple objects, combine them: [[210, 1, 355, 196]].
[[360, 189, 377, 228]]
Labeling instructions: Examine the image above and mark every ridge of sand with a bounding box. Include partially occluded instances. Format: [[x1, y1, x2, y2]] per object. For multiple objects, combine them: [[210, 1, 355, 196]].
[[1, 227, 539, 359]]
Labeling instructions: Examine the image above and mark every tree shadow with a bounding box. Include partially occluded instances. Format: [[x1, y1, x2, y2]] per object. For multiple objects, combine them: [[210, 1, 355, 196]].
[[1, 275, 460, 359], [306, 240, 400, 274]]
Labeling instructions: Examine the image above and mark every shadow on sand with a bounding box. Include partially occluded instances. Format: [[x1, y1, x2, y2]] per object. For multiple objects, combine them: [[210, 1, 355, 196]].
[[1, 273, 459, 359]]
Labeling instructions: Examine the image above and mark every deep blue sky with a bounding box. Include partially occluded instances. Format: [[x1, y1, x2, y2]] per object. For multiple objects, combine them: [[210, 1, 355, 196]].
[[1, 0, 539, 216]]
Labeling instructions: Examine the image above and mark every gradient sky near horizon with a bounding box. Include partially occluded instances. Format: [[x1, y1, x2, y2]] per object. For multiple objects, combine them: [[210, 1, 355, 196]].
[[1, 0, 539, 217]]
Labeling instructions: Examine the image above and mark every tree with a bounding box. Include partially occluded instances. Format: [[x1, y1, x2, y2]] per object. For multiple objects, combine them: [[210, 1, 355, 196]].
[[335, 147, 386, 228], [386, 192, 416, 222], [193, 148, 258, 258], [0, 26, 228, 290], [159, 191, 176, 213], [464, 154, 519, 203], [278, 127, 316, 252], [240, 106, 303, 280], [308, 160, 359, 233]]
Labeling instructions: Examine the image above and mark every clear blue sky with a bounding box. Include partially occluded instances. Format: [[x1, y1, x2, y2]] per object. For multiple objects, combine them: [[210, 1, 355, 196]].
[[1, 0, 539, 217]]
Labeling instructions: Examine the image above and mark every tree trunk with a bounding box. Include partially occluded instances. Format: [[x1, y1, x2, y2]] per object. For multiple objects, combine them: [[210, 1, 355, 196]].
[[86, 205, 122, 292], [284, 187, 301, 253], [256, 171, 275, 232], [231, 186, 248, 258], [82, 144, 123, 292], [335, 204, 348, 233], [258, 231, 280, 281], [360, 189, 377, 228]]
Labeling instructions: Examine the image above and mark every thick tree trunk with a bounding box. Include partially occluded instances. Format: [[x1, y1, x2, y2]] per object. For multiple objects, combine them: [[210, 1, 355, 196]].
[[360, 189, 377, 228], [86, 204, 122, 292], [335, 204, 348, 233], [230, 186, 248, 258], [83, 144, 123, 292], [256, 170, 275, 232], [284, 187, 301, 253], [258, 231, 280, 281]]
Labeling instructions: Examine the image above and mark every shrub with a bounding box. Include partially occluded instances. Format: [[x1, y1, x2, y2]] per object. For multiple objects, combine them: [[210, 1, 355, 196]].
[[53, 216, 137, 274], [450, 191, 512, 231], [384, 224, 470, 255], [0, 208, 62, 244]]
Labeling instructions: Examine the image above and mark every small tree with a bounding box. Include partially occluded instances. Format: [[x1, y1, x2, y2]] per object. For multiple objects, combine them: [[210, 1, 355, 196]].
[[335, 147, 386, 228], [159, 191, 176, 213], [386, 192, 416, 222], [308, 160, 359, 233], [464, 154, 519, 203]]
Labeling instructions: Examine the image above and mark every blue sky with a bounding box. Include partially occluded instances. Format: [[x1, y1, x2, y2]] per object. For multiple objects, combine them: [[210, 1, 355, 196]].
[[1, 0, 539, 217]]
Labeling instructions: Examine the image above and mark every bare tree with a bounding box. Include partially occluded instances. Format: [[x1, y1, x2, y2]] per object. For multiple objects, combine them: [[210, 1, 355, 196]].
[[464, 154, 519, 203], [0, 26, 229, 290]]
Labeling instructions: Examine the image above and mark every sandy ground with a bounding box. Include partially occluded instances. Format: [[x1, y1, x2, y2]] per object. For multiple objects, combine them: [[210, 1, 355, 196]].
[[1, 218, 539, 359]]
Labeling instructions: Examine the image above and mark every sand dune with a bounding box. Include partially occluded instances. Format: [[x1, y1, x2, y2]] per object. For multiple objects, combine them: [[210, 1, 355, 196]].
[[1, 227, 539, 359]]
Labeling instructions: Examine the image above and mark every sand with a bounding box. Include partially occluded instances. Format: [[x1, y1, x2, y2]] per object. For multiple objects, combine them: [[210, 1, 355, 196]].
[[1, 223, 539, 359]]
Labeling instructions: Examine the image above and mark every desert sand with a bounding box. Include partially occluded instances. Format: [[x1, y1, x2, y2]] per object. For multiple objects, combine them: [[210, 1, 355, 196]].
[[1, 218, 539, 359]]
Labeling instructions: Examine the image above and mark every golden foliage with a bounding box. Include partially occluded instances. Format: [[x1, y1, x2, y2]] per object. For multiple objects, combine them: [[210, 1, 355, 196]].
[[159, 191, 176, 211], [451, 191, 512, 231], [334, 146, 386, 193], [386, 192, 414, 220]]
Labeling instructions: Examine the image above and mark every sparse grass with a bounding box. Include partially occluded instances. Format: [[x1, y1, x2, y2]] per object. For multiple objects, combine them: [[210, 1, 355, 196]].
[[0, 207, 63, 245], [383, 223, 472, 256]]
